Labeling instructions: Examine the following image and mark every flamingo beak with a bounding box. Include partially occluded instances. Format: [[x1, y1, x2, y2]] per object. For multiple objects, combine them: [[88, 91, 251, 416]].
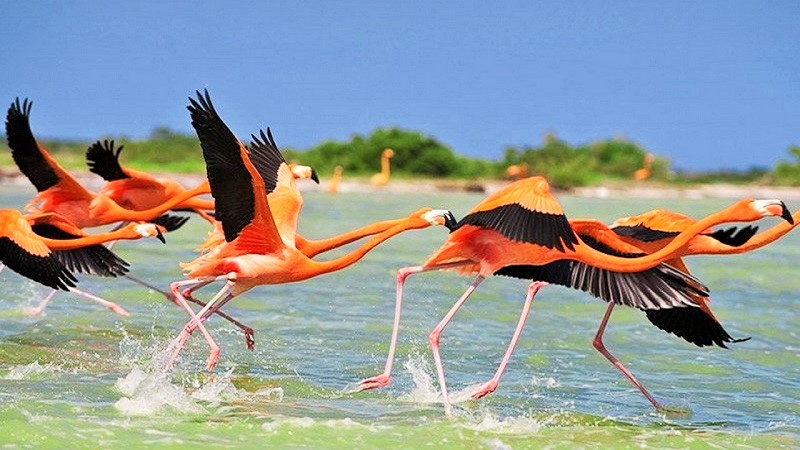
[[780, 202, 794, 224], [310, 169, 320, 184], [156, 228, 167, 243]]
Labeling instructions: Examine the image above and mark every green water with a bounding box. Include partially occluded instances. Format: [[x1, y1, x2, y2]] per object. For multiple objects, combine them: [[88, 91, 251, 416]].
[[0, 186, 798, 449]]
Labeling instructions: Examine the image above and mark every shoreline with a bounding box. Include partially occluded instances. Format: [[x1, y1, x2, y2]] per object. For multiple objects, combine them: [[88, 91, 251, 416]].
[[3, 169, 800, 200]]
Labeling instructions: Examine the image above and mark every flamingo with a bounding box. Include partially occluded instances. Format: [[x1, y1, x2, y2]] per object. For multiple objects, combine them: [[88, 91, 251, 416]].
[[5, 97, 210, 228], [355, 176, 792, 416], [162, 90, 453, 371], [633, 153, 654, 181], [505, 162, 529, 180], [86, 139, 215, 222], [370, 148, 394, 187], [0, 209, 166, 314], [327, 165, 343, 194]]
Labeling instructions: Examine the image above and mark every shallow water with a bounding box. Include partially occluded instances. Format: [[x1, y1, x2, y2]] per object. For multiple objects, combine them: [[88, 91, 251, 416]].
[[0, 185, 798, 448]]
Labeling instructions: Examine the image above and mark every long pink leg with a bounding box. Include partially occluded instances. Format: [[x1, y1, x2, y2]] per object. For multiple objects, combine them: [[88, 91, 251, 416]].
[[23, 289, 58, 316], [167, 277, 228, 370], [472, 281, 548, 399], [357, 261, 472, 391], [24, 287, 129, 316], [430, 275, 486, 418], [593, 301, 662, 410]]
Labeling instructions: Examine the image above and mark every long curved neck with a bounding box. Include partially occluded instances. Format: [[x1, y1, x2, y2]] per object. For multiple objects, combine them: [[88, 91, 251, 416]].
[[39, 228, 140, 250], [299, 220, 427, 278], [574, 201, 758, 271], [381, 156, 391, 177], [174, 196, 215, 211], [709, 210, 799, 255], [93, 180, 210, 225], [297, 218, 407, 258]]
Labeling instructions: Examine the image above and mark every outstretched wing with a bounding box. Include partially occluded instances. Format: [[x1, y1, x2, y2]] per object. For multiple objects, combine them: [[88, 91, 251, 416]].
[[250, 128, 302, 241], [5, 98, 93, 199], [187, 90, 281, 252], [86, 140, 129, 181], [30, 223, 129, 277], [455, 177, 579, 252]]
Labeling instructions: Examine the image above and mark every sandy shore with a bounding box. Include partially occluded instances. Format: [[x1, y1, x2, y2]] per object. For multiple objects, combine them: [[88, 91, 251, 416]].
[[4, 168, 800, 200]]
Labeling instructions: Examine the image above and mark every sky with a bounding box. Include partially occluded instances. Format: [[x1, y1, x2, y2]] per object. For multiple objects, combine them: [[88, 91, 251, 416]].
[[1, 1, 798, 171]]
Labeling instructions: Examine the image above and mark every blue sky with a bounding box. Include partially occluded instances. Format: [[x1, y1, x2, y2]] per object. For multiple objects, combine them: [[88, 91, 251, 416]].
[[1, 1, 798, 171]]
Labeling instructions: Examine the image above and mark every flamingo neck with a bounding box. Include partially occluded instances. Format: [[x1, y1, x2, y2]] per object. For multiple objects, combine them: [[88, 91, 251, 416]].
[[297, 217, 406, 258], [381, 156, 391, 177], [39, 228, 138, 250], [574, 202, 756, 271], [92, 181, 210, 225]]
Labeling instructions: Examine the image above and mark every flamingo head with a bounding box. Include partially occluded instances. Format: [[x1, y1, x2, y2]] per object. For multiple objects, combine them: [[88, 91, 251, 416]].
[[289, 164, 319, 184], [422, 209, 458, 228], [134, 223, 167, 243], [751, 199, 793, 224]]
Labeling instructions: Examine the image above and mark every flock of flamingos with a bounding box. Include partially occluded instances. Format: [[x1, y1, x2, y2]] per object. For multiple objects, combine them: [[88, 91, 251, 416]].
[[1, 90, 797, 417]]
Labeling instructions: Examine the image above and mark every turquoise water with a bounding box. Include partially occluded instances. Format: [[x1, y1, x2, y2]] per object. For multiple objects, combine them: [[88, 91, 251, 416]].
[[0, 185, 798, 448]]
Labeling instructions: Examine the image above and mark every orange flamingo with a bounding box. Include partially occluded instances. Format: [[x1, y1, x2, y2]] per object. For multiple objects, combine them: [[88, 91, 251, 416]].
[[634, 153, 654, 181], [86, 139, 215, 221], [327, 165, 343, 194], [5, 98, 210, 228], [505, 162, 529, 180], [370, 148, 394, 187], [0, 209, 166, 314], [356, 176, 792, 416], [163, 90, 453, 370]]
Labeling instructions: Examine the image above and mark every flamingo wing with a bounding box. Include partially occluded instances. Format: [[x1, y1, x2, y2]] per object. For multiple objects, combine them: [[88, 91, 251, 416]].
[[188, 90, 282, 253], [249, 128, 302, 241], [644, 307, 750, 348], [5, 98, 93, 200], [456, 177, 579, 252], [0, 210, 77, 290], [86, 140, 129, 181], [30, 222, 129, 277]]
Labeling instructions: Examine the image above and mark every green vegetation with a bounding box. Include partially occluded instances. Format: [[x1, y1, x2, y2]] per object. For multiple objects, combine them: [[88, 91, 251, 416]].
[[0, 127, 797, 188]]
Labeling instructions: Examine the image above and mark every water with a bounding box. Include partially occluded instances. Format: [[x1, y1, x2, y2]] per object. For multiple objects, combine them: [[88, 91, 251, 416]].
[[1, 185, 798, 448]]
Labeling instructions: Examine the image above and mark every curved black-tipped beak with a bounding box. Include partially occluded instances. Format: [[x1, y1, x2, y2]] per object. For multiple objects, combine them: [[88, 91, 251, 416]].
[[156, 228, 167, 243], [310, 169, 320, 184], [780, 202, 794, 224], [444, 211, 459, 232]]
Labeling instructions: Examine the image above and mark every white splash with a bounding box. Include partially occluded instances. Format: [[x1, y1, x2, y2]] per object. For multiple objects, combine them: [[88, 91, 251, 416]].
[[3, 361, 61, 380], [114, 367, 204, 416], [397, 355, 441, 403], [461, 410, 548, 435], [261, 416, 380, 433]]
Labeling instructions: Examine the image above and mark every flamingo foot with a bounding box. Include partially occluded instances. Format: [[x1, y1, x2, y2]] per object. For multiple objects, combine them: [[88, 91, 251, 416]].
[[356, 373, 391, 392], [206, 347, 220, 371], [471, 380, 498, 399], [23, 306, 46, 316], [243, 328, 255, 350]]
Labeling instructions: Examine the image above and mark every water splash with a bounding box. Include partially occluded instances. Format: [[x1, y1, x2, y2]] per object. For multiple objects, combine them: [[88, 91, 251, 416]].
[[3, 361, 61, 380]]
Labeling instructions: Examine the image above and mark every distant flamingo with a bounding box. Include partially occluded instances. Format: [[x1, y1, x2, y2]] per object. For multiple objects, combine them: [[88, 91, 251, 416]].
[[327, 165, 343, 194], [163, 90, 453, 370], [356, 176, 792, 416], [0, 209, 166, 315], [505, 162, 529, 180], [633, 153, 654, 181], [370, 148, 394, 187], [86, 139, 215, 221]]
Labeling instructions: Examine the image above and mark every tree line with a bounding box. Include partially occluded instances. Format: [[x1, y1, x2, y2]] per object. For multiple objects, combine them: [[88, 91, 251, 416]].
[[1, 127, 797, 188]]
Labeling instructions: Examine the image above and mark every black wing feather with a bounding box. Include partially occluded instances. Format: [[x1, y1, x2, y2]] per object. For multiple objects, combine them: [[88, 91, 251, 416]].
[[152, 214, 190, 232], [707, 225, 759, 247], [0, 237, 77, 290], [187, 89, 254, 242], [612, 224, 679, 242], [5, 98, 61, 192], [31, 224, 129, 277], [249, 128, 287, 194], [645, 308, 751, 348], [86, 139, 129, 181], [457, 204, 579, 252]]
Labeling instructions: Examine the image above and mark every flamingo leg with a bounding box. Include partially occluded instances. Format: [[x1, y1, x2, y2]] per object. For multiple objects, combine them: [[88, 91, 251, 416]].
[[429, 275, 485, 418], [357, 261, 471, 391], [167, 277, 229, 370], [472, 281, 548, 399], [68, 287, 130, 316], [592, 301, 662, 410], [23, 289, 58, 316]]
